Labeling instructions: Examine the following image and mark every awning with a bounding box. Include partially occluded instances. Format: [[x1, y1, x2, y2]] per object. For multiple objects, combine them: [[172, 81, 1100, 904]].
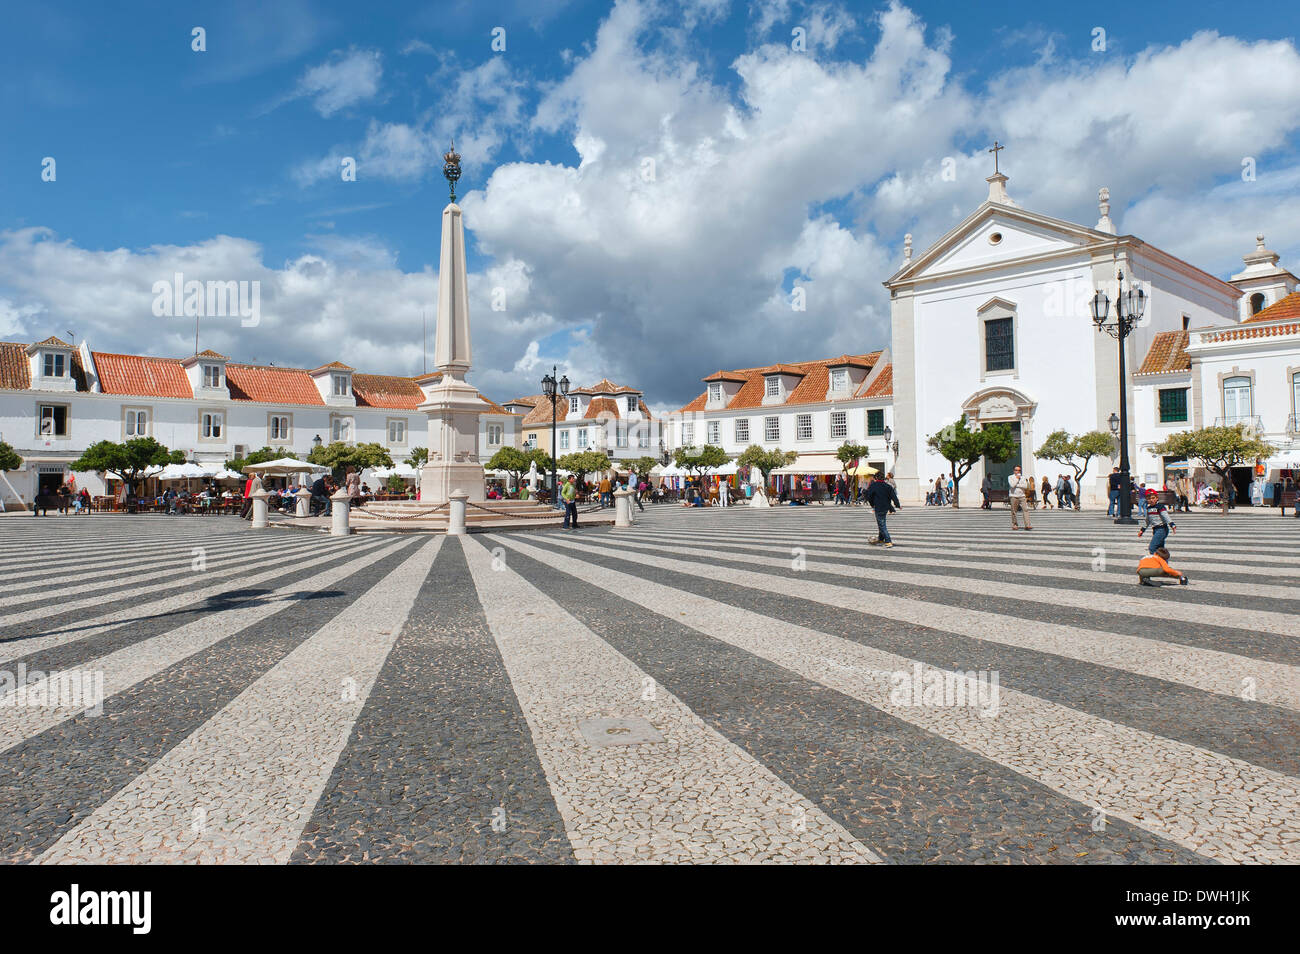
[[771, 454, 845, 475]]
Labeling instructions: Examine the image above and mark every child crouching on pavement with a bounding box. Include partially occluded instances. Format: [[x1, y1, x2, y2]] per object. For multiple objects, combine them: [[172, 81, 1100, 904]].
[[1136, 547, 1188, 587]]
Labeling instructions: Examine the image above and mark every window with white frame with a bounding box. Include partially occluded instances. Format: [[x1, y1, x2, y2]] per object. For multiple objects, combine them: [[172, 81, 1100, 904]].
[[626, 395, 638, 413], [682, 422, 695, 445], [616, 424, 628, 447], [125, 408, 148, 438], [830, 368, 848, 392], [569, 396, 579, 414], [708, 383, 722, 404], [764, 416, 779, 442], [1222, 376, 1253, 424], [735, 418, 749, 443], [37, 404, 69, 437], [637, 425, 650, 448], [707, 420, 720, 444], [560, 430, 570, 449], [765, 377, 780, 398], [201, 411, 223, 439], [269, 414, 291, 442], [830, 410, 847, 438], [1293, 371, 1300, 419], [487, 423, 504, 446], [796, 414, 813, 441], [577, 429, 588, 448], [387, 419, 407, 444], [43, 352, 66, 378], [202, 364, 222, 389], [331, 415, 353, 442], [331, 373, 350, 397]]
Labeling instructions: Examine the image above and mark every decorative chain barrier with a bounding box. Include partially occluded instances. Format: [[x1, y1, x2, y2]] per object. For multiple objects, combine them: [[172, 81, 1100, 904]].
[[356, 502, 450, 520], [465, 501, 607, 518]]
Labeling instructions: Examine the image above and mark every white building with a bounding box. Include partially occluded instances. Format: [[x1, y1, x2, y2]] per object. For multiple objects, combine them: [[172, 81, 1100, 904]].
[[665, 352, 896, 474], [510, 379, 659, 463], [0, 336, 517, 505], [884, 172, 1253, 505]]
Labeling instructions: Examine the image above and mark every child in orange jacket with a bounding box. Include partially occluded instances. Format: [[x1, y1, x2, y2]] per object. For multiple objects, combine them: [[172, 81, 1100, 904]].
[[1137, 547, 1188, 586]]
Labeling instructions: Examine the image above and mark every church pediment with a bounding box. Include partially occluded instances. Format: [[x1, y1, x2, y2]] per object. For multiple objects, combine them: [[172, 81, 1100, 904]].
[[886, 204, 1113, 288]]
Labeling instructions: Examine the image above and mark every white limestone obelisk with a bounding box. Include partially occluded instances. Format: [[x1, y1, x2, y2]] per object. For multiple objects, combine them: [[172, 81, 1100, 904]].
[[419, 144, 486, 505]]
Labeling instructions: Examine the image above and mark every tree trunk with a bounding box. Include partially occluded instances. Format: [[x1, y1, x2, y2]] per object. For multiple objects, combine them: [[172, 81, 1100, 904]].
[[1074, 467, 1086, 511], [1220, 472, 1230, 516], [951, 465, 960, 509]]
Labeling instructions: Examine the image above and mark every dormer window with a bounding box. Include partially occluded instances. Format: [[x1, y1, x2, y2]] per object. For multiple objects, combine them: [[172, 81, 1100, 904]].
[[332, 373, 350, 397], [202, 364, 222, 389], [708, 383, 722, 404], [43, 353, 66, 378], [569, 396, 579, 414], [627, 395, 639, 413], [830, 369, 848, 392], [764, 377, 781, 398]]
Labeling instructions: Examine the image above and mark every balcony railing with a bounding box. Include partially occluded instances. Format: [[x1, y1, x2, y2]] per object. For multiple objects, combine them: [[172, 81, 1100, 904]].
[[1213, 415, 1263, 433], [1288, 415, 1300, 437]]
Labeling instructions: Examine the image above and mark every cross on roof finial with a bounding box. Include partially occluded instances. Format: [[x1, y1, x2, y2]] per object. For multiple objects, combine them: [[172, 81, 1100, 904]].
[[988, 141, 1004, 175]]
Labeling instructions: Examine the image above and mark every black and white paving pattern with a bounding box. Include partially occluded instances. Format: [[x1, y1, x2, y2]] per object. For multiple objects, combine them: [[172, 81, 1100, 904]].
[[0, 505, 1295, 864]]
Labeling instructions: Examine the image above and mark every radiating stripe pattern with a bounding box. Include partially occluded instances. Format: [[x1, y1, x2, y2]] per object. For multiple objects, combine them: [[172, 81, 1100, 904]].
[[1, 507, 1296, 864]]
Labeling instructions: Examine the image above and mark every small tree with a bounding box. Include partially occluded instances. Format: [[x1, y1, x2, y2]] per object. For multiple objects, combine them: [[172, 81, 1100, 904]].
[[72, 437, 173, 497], [672, 445, 730, 485], [405, 447, 428, 469], [1153, 425, 1276, 515], [926, 419, 1015, 508], [385, 474, 408, 494], [486, 447, 536, 488], [627, 456, 660, 484], [736, 445, 797, 494], [558, 450, 614, 490], [0, 441, 23, 510], [1034, 429, 1115, 510], [835, 442, 872, 494], [308, 441, 392, 478]]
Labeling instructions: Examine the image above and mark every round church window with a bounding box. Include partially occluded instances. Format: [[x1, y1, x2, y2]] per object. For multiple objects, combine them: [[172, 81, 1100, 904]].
[[989, 232, 1003, 245]]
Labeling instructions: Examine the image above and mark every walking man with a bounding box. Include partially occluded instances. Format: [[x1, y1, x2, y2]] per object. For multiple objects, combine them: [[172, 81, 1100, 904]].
[[865, 472, 901, 548], [980, 472, 992, 509], [1107, 466, 1122, 517], [561, 475, 579, 529], [1008, 465, 1033, 531]]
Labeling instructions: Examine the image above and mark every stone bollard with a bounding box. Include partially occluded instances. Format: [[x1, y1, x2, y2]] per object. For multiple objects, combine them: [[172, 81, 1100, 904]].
[[251, 489, 270, 528], [295, 487, 312, 517], [330, 488, 351, 536], [613, 487, 633, 528], [448, 490, 468, 536]]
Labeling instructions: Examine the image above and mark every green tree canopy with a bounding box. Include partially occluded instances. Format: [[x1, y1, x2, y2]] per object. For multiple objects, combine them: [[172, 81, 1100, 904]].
[[736, 445, 797, 483], [672, 444, 730, 480], [627, 456, 660, 482], [226, 445, 295, 472], [558, 450, 614, 487], [0, 441, 23, 472], [1153, 425, 1276, 515], [1034, 429, 1115, 509], [307, 441, 392, 477], [835, 442, 873, 481], [72, 437, 174, 493], [926, 419, 1016, 508], [486, 447, 538, 485], [405, 447, 428, 468]]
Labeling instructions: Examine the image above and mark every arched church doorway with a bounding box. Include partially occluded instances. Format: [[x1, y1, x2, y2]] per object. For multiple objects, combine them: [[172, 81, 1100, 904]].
[[960, 386, 1038, 490]]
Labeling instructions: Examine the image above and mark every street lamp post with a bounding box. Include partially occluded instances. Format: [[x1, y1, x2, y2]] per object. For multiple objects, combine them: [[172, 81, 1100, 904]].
[[541, 366, 569, 509], [1092, 269, 1146, 525]]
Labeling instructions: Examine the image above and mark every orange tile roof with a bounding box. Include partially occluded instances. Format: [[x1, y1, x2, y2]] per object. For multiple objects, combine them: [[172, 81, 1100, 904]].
[[352, 373, 424, 409], [194, 349, 229, 360], [679, 352, 883, 413], [0, 342, 31, 389], [863, 363, 893, 398], [1243, 291, 1300, 323], [225, 364, 324, 405], [584, 396, 619, 418], [702, 370, 748, 382], [1204, 322, 1300, 344], [31, 335, 73, 350], [92, 352, 194, 399], [310, 361, 354, 374], [410, 371, 510, 414], [571, 378, 638, 395], [827, 354, 873, 369], [1135, 331, 1191, 376], [505, 393, 544, 408], [519, 397, 571, 428]]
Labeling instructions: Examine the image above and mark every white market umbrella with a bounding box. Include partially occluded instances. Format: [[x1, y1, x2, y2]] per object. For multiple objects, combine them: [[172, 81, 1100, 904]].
[[243, 458, 328, 476]]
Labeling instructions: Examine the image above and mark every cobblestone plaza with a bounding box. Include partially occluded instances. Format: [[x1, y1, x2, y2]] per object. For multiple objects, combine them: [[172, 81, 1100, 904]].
[[0, 506, 1294, 864]]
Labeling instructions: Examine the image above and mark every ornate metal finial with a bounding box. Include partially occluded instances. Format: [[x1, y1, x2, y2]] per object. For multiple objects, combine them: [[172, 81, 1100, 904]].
[[442, 140, 462, 203]]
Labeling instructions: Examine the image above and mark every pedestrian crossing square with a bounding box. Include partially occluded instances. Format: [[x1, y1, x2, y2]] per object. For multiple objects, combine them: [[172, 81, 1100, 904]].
[[0, 505, 1295, 864]]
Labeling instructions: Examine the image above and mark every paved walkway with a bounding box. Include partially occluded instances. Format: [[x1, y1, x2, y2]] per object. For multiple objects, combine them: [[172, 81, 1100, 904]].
[[0, 505, 1295, 863]]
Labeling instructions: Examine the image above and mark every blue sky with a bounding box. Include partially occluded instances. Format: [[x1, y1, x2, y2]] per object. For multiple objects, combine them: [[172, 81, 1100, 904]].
[[3, 0, 1299, 406]]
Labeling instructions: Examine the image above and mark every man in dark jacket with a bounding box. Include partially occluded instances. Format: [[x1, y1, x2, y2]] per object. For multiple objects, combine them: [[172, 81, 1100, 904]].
[[865, 473, 901, 548], [311, 475, 332, 516]]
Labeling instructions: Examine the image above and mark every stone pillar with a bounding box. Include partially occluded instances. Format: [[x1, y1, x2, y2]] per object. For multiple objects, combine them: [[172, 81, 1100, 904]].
[[295, 488, 311, 518], [613, 487, 633, 528], [251, 490, 269, 528], [448, 489, 468, 536], [330, 488, 351, 536]]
